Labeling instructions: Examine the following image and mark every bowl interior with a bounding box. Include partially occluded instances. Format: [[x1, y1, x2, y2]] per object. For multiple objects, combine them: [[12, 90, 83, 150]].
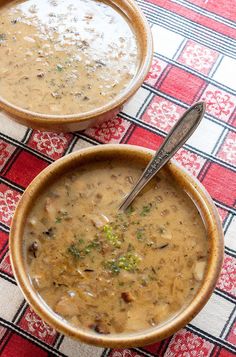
[[0, 0, 153, 123], [9, 144, 224, 348]]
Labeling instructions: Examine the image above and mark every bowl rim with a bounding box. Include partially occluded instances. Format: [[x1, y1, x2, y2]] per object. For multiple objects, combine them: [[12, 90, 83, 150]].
[[9, 144, 224, 348], [0, 0, 153, 123]]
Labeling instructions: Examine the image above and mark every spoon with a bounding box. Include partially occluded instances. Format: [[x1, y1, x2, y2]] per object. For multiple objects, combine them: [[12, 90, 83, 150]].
[[119, 101, 206, 211]]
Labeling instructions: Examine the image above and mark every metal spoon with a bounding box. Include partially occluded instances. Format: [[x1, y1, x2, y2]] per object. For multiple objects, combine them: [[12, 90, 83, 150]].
[[119, 101, 206, 211]]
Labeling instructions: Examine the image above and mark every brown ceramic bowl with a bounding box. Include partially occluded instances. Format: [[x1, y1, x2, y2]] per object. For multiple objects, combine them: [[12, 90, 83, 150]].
[[0, 0, 152, 132], [10, 144, 224, 348]]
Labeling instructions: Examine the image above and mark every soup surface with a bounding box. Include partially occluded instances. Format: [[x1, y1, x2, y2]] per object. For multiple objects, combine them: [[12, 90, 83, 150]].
[[25, 159, 208, 334], [0, 0, 138, 115]]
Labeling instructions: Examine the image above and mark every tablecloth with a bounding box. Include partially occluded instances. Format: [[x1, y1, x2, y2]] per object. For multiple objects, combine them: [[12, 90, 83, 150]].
[[0, 0, 235, 356]]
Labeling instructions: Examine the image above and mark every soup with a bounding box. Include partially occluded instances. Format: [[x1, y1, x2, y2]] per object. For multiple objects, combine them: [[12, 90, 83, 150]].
[[0, 0, 138, 115], [25, 159, 208, 334]]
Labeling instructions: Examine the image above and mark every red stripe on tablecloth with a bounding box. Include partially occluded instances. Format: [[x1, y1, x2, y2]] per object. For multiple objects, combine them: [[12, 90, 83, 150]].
[[187, 0, 236, 23], [146, 0, 236, 39]]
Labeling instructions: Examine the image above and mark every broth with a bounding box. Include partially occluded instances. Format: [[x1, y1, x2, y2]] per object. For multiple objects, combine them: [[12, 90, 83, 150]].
[[0, 0, 138, 115], [25, 159, 208, 334]]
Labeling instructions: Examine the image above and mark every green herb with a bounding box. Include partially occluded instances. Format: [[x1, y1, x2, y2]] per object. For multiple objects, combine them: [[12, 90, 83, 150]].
[[118, 252, 140, 271], [140, 203, 152, 216], [56, 64, 63, 71], [55, 217, 62, 223], [136, 228, 144, 241], [105, 260, 120, 275], [84, 240, 100, 254], [126, 205, 135, 215], [68, 244, 81, 259], [105, 252, 141, 275], [68, 239, 100, 259], [103, 224, 121, 247]]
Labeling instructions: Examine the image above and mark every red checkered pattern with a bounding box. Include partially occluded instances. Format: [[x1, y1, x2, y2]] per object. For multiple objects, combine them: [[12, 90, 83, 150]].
[[85, 117, 132, 144], [17, 306, 58, 345], [0, 184, 21, 227], [0, 0, 235, 356], [27, 131, 73, 160], [142, 97, 185, 131], [200, 85, 236, 122], [144, 58, 168, 86], [177, 40, 219, 75]]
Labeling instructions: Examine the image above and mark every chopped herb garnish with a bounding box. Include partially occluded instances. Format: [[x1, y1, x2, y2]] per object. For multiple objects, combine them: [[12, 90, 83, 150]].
[[103, 224, 121, 247], [140, 203, 152, 216], [68, 244, 81, 259], [136, 228, 144, 241], [105, 260, 120, 275], [55, 217, 62, 223], [68, 239, 100, 259], [105, 252, 141, 275], [118, 252, 140, 271], [126, 205, 135, 215], [84, 239, 100, 254]]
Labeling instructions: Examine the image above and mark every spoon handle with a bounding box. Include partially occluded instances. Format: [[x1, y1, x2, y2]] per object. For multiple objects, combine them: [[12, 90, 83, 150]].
[[119, 101, 206, 211]]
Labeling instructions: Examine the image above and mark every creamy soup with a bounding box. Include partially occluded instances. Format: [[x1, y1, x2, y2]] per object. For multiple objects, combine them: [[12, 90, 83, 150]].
[[25, 159, 208, 334], [0, 0, 138, 115]]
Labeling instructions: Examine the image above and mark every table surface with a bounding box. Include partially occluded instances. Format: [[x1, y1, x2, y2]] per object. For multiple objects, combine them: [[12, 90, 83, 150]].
[[0, 0, 235, 356]]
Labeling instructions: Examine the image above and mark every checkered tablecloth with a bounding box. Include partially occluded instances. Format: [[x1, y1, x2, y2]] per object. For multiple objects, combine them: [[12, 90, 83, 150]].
[[0, 0, 235, 356]]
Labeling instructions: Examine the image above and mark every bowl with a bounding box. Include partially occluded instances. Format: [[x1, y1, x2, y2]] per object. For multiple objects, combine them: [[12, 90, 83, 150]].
[[0, 0, 153, 132], [9, 144, 224, 348]]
